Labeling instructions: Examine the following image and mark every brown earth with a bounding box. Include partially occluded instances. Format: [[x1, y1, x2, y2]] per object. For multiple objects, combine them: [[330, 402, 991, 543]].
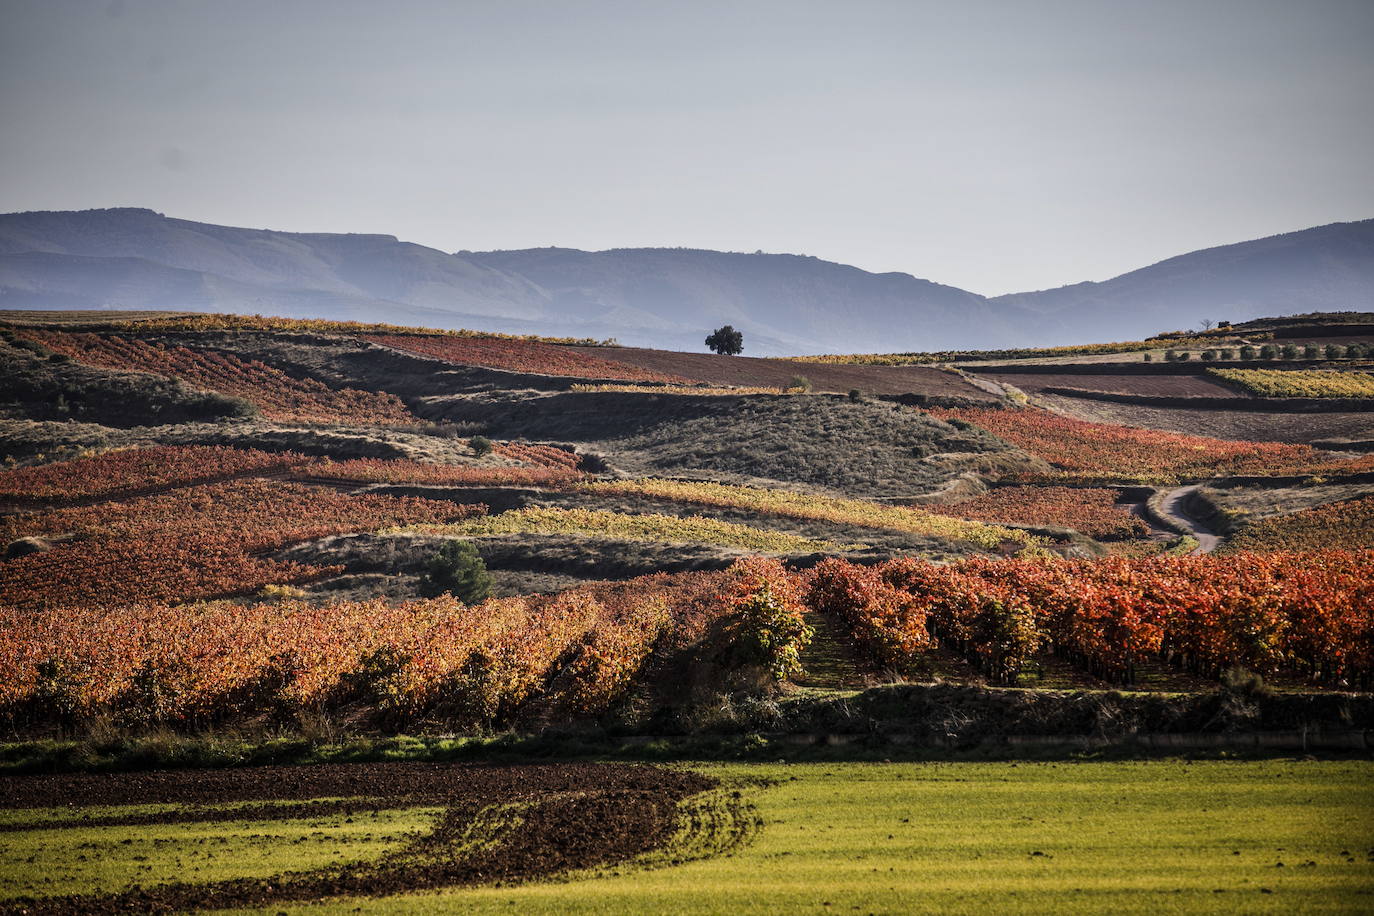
[[0, 762, 713, 915], [567, 345, 999, 399], [1030, 391, 1374, 444], [981, 371, 1247, 399]]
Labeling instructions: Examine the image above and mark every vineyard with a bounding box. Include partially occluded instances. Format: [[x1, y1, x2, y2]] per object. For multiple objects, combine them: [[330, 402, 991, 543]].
[[3, 550, 1369, 735], [21, 330, 415, 425], [299, 457, 582, 488], [0, 445, 309, 504], [400, 506, 860, 553], [1210, 368, 1374, 398], [367, 334, 687, 382], [580, 478, 1040, 550], [1224, 497, 1374, 553], [807, 551, 1373, 687], [0, 479, 480, 610], [569, 383, 789, 395], [0, 560, 798, 730], [932, 407, 1374, 483], [926, 485, 1150, 540]]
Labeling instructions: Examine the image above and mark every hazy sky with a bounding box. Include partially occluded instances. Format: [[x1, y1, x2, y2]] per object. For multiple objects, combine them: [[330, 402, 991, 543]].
[[2, 0, 1371, 295]]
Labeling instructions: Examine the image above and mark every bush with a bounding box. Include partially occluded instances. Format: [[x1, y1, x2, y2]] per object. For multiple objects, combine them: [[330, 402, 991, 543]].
[[1201, 350, 1217, 361], [1219, 348, 1235, 360], [789, 374, 812, 392], [468, 435, 493, 457], [420, 540, 494, 603], [1142, 353, 1153, 362], [1259, 345, 1278, 360], [1239, 346, 1256, 360], [1303, 345, 1319, 360], [848, 388, 864, 401], [1280, 344, 1299, 360], [1175, 351, 1191, 361], [1164, 349, 1179, 362]]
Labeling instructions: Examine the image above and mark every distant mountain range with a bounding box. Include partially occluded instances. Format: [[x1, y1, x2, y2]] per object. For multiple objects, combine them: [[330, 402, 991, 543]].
[[1, 208, 1371, 354]]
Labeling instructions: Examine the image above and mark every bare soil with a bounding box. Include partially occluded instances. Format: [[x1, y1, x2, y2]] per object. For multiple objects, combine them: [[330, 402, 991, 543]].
[[981, 370, 1247, 399], [567, 345, 1000, 399], [1030, 392, 1374, 444], [0, 762, 712, 915]]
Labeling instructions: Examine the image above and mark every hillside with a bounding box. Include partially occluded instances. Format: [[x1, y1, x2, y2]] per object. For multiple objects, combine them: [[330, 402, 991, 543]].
[[4, 209, 1372, 355], [0, 209, 1012, 355], [993, 219, 1374, 339]]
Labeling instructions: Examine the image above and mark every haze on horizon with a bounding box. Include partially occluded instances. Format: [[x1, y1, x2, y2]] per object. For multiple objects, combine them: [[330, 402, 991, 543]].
[[1, 0, 1371, 297]]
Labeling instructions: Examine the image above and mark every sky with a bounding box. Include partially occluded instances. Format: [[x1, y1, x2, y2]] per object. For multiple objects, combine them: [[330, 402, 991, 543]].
[[1, 0, 1371, 296]]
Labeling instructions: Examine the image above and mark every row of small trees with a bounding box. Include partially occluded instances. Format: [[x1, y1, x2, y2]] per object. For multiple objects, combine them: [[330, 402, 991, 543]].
[[1152, 342, 1370, 362]]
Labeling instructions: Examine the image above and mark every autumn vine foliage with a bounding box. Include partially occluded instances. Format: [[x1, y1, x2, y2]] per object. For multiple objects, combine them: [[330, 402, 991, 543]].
[[0, 565, 783, 732], [806, 553, 1373, 687], [23, 330, 414, 424], [0, 479, 482, 610], [931, 407, 1374, 483], [0, 445, 311, 505], [719, 557, 814, 681], [367, 333, 688, 382]]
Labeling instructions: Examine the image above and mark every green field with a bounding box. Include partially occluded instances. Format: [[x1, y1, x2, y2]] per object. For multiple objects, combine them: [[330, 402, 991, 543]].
[[6, 760, 1366, 915], [1, 802, 444, 900], [293, 760, 1369, 916]]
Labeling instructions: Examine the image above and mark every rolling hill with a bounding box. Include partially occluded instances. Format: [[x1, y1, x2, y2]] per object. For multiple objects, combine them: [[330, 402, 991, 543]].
[[0, 208, 1370, 354]]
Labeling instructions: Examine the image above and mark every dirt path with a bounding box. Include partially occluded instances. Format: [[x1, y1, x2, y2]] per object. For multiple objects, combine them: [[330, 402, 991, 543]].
[[1155, 485, 1222, 554]]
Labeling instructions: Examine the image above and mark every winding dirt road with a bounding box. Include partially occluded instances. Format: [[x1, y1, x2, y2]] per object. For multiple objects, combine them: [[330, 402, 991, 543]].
[[1155, 484, 1222, 554]]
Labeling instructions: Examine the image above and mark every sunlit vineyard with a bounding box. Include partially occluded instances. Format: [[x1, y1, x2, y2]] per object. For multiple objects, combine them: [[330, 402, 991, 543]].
[[581, 478, 1040, 550], [0, 562, 795, 730], [569, 383, 789, 395], [809, 551, 1374, 687], [0, 445, 309, 504], [1224, 497, 1374, 553], [368, 334, 686, 382], [0, 479, 481, 610], [400, 506, 861, 553], [300, 458, 581, 488], [932, 406, 1374, 483], [926, 485, 1149, 540], [21, 330, 414, 424], [1210, 368, 1374, 398]]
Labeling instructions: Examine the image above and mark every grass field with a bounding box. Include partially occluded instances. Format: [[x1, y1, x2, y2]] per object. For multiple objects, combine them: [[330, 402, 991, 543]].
[[0, 802, 444, 900], [6, 760, 1334, 914]]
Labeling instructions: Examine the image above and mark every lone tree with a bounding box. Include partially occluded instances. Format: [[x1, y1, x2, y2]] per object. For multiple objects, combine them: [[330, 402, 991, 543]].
[[420, 540, 493, 604], [705, 325, 744, 355]]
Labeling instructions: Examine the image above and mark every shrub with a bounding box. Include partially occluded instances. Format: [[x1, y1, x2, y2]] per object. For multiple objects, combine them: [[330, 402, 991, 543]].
[[468, 435, 494, 457], [1280, 344, 1299, 360], [1164, 350, 1179, 362], [1142, 353, 1153, 362], [847, 388, 864, 401], [1219, 348, 1235, 360], [789, 374, 813, 392], [1176, 351, 1191, 361], [1303, 345, 1319, 360], [1201, 350, 1217, 361], [722, 558, 813, 682], [1259, 345, 1278, 360], [1239, 346, 1257, 360], [420, 540, 494, 604], [1325, 344, 1344, 360]]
